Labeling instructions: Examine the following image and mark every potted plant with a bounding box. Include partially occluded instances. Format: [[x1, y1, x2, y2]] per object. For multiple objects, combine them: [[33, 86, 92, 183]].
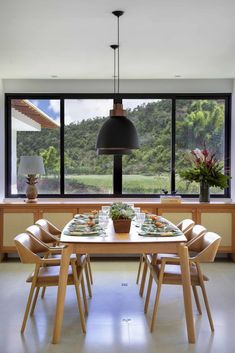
[[180, 147, 230, 202], [110, 202, 135, 233]]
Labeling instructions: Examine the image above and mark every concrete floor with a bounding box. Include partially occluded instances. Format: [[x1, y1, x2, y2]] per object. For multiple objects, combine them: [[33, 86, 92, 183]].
[[0, 259, 235, 353]]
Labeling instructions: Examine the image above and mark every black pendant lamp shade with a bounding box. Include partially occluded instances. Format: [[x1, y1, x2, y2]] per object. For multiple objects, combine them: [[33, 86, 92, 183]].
[[96, 10, 139, 155], [96, 104, 139, 155]]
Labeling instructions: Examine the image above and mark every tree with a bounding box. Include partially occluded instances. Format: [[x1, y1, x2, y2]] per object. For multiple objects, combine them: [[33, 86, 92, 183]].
[[40, 146, 59, 176]]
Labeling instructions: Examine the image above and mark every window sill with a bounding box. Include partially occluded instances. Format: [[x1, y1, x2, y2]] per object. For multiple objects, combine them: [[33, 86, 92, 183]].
[[1, 197, 233, 205]]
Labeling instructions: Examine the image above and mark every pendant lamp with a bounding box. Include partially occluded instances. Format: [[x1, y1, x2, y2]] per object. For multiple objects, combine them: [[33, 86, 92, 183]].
[[96, 10, 139, 155]]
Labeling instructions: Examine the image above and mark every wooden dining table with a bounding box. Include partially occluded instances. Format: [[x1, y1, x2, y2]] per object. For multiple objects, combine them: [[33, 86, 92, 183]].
[[52, 219, 196, 344]]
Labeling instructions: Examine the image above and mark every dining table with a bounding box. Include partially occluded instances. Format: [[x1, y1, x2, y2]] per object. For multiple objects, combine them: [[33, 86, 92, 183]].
[[52, 215, 196, 344]]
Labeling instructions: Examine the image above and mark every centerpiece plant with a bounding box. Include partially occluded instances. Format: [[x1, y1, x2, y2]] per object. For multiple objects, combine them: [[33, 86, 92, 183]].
[[110, 202, 135, 233], [180, 147, 230, 202]]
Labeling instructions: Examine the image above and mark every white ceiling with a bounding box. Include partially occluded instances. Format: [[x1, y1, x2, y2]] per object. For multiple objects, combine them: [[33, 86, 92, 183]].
[[1, 0, 235, 79]]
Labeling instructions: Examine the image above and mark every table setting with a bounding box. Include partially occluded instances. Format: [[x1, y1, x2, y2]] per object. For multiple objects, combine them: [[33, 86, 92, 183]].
[[62, 203, 182, 239], [137, 214, 182, 237]]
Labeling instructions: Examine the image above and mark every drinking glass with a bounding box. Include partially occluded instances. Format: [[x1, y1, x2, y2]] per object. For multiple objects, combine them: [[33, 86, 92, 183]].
[[99, 212, 108, 237], [102, 206, 110, 216], [133, 207, 141, 215], [136, 212, 146, 228]]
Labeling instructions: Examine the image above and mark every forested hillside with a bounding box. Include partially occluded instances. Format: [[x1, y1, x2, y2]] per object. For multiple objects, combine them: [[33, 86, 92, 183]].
[[17, 99, 225, 177]]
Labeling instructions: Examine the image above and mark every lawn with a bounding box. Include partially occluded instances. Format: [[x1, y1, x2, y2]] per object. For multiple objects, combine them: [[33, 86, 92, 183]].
[[37, 174, 223, 195], [65, 174, 191, 194]]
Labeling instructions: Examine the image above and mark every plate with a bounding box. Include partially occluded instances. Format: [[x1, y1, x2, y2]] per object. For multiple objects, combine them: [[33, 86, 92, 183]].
[[65, 230, 99, 236], [138, 230, 181, 237]]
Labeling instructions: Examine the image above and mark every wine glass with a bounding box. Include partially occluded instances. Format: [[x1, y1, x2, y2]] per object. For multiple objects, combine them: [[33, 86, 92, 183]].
[[102, 206, 110, 216], [134, 207, 141, 215], [99, 212, 108, 237], [136, 212, 146, 228]]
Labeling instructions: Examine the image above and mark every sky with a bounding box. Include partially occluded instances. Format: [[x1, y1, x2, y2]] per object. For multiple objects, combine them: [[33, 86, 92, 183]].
[[29, 98, 159, 124]]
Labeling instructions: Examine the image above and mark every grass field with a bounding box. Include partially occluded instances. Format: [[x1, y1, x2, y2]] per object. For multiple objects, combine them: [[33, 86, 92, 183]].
[[34, 174, 223, 195], [64, 174, 220, 194]]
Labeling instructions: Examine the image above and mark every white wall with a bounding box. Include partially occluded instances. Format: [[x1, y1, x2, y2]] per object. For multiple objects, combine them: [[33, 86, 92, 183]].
[[3, 78, 233, 94], [1, 78, 234, 199]]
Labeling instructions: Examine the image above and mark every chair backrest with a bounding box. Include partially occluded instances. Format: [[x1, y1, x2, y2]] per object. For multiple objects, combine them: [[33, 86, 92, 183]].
[[14, 233, 48, 264], [193, 231, 221, 263], [26, 224, 56, 245], [177, 219, 195, 234], [35, 219, 61, 237], [186, 224, 207, 247]]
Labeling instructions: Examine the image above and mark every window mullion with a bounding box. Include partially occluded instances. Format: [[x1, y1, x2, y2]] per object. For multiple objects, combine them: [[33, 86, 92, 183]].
[[60, 99, 65, 196], [171, 98, 176, 194], [113, 155, 122, 196]]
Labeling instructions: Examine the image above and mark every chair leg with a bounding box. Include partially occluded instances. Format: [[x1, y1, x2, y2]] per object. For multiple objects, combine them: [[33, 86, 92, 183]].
[[196, 263, 214, 332], [81, 274, 89, 316], [144, 273, 153, 314], [200, 281, 214, 331], [84, 263, 92, 298], [87, 255, 93, 285], [192, 285, 202, 315], [71, 261, 86, 333], [30, 287, 40, 316], [21, 264, 40, 333], [136, 254, 144, 284], [150, 263, 165, 332], [41, 286, 46, 298], [139, 260, 147, 297]]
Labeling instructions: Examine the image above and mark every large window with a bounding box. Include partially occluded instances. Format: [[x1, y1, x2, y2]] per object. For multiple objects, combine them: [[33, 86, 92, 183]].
[[175, 99, 226, 194], [5, 94, 231, 198], [122, 99, 172, 194], [64, 99, 113, 194], [9, 98, 60, 195]]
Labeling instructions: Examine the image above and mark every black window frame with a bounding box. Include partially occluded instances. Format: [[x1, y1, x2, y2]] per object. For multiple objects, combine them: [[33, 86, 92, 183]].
[[5, 92, 231, 199]]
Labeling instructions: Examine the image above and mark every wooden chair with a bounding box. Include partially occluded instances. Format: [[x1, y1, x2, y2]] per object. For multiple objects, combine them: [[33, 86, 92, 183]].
[[14, 232, 87, 334], [35, 218, 61, 239], [35, 218, 93, 286], [156, 224, 207, 261], [26, 224, 92, 304], [144, 231, 221, 332], [177, 219, 196, 233], [26, 224, 92, 308], [138, 219, 196, 296]]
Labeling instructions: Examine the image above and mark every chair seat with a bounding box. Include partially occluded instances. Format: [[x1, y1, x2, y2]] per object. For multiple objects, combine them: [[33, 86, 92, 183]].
[[153, 263, 209, 285], [26, 265, 81, 285], [156, 253, 178, 264], [145, 253, 175, 265], [146, 253, 177, 264], [51, 253, 86, 263]]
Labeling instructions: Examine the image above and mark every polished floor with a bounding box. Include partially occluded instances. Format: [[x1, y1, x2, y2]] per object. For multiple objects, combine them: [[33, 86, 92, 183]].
[[0, 258, 235, 353]]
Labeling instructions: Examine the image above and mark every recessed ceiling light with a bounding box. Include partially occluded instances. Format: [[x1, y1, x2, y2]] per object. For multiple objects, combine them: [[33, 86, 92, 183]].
[[51, 75, 58, 78], [175, 74, 181, 78]]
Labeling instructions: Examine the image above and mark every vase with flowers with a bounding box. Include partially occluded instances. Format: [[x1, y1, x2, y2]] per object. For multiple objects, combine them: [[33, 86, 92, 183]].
[[180, 147, 230, 202]]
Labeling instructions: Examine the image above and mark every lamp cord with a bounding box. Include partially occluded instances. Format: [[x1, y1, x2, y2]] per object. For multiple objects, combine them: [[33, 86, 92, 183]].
[[110, 44, 118, 98], [111, 10, 124, 101], [114, 46, 116, 94], [117, 15, 120, 94]]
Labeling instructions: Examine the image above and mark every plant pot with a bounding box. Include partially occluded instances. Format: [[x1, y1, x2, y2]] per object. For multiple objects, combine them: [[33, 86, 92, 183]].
[[113, 219, 131, 233], [199, 180, 210, 203]]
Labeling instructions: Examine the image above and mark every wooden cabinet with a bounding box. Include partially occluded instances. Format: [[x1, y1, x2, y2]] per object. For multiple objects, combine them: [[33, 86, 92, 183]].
[[78, 206, 101, 214], [39, 207, 77, 231], [1, 208, 37, 251], [198, 209, 234, 252], [157, 207, 195, 225], [0, 201, 234, 256]]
